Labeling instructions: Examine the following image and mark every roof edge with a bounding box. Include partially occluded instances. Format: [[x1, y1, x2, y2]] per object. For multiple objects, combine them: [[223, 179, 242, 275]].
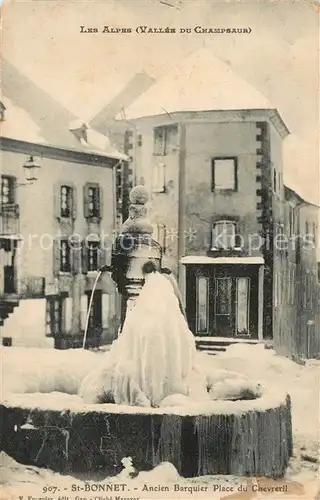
[[116, 108, 289, 135], [284, 184, 320, 208], [0, 137, 125, 168]]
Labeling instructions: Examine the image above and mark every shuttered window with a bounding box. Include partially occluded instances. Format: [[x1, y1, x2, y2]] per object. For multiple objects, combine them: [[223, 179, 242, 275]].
[[54, 182, 77, 220], [154, 125, 178, 156], [84, 183, 103, 219], [1, 176, 16, 205], [46, 296, 65, 336]]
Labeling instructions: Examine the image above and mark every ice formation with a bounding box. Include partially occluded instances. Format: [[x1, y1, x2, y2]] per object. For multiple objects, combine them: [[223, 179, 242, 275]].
[[80, 271, 210, 407]]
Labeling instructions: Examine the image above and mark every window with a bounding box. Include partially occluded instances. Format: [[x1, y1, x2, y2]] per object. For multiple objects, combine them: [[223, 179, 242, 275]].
[[60, 185, 73, 218], [196, 276, 209, 333], [305, 220, 309, 237], [236, 277, 250, 335], [273, 168, 277, 194], [116, 163, 124, 209], [288, 205, 295, 237], [87, 240, 100, 272], [60, 239, 71, 273], [88, 186, 100, 218], [152, 163, 166, 193], [1, 176, 15, 205], [46, 296, 64, 336], [153, 125, 178, 156], [212, 158, 237, 191], [152, 223, 166, 251], [84, 183, 102, 219], [312, 222, 317, 245], [212, 220, 237, 250]]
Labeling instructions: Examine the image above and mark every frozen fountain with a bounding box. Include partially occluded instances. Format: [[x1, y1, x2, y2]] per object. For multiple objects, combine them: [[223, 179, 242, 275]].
[[1, 186, 293, 479]]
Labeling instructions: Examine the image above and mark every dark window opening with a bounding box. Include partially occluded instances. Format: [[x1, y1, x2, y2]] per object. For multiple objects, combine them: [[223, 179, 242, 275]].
[[46, 296, 64, 336]]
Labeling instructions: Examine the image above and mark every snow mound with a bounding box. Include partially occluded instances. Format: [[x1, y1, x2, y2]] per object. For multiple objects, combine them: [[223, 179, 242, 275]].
[[1, 347, 106, 396]]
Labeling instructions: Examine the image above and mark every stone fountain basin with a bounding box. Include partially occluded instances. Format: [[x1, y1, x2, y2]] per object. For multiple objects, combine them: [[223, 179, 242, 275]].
[[1, 389, 292, 479]]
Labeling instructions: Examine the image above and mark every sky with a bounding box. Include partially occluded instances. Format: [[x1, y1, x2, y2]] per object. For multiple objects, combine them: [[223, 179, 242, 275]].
[[2, 0, 319, 205]]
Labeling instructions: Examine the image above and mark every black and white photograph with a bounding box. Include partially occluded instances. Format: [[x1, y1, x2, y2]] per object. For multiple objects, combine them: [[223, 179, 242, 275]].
[[1, 0, 319, 498]]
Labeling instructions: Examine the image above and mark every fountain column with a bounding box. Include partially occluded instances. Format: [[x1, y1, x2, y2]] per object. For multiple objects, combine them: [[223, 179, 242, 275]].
[[110, 185, 162, 327]]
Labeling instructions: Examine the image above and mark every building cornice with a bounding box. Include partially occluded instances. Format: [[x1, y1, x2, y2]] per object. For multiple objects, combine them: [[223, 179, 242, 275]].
[[124, 108, 290, 139], [0, 137, 121, 168]]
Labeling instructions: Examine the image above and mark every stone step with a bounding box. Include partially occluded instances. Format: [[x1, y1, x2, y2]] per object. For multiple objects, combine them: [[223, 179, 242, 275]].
[[0, 295, 20, 337]]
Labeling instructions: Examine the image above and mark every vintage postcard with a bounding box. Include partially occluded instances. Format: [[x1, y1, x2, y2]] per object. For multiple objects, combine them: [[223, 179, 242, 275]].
[[1, 0, 319, 499]]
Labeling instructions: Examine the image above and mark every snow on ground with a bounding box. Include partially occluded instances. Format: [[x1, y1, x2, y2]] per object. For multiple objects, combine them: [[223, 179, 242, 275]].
[[1, 344, 319, 498], [1, 451, 319, 500], [200, 344, 320, 455]]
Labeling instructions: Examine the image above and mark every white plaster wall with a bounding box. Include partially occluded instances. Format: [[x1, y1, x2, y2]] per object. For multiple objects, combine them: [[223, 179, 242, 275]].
[[0, 299, 54, 348]]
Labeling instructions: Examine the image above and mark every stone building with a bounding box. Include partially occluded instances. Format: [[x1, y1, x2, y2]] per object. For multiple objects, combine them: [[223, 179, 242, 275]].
[[0, 60, 126, 348], [278, 187, 319, 358], [116, 49, 319, 355]]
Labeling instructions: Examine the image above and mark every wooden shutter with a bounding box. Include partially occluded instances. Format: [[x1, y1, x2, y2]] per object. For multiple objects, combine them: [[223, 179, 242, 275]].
[[52, 239, 60, 276], [98, 185, 104, 219], [12, 177, 17, 204], [83, 183, 89, 218], [53, 182, 61, 219], [81, 241, 88, 275], [72, 184, 77, 220]]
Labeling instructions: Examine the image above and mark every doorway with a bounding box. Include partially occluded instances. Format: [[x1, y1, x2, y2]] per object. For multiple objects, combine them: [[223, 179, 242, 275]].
[[186, 264, 259, 338], [1, 239, 17, 295]]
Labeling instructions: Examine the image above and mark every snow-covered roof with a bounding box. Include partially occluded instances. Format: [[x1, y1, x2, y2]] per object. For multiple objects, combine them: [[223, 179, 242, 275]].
[[1, 59, 126, 160], [1, 96, 48, 144], [117, 48, 274, 120]]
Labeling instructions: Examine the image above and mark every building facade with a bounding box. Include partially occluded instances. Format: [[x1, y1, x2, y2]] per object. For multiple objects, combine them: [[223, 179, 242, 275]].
[[123, 113, 319, 357], [277, 188, 320, 358], [114, 49, 319, 358], [0, 62, 126, 348], [124, 110, 287, 341]]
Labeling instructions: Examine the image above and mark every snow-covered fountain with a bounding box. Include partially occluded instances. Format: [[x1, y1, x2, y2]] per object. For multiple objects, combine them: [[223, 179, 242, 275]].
[[1, 186, 292, 479]]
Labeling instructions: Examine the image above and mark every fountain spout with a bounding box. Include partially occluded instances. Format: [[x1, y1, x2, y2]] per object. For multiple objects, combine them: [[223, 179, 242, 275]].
[[82, 185, 162, 348]]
